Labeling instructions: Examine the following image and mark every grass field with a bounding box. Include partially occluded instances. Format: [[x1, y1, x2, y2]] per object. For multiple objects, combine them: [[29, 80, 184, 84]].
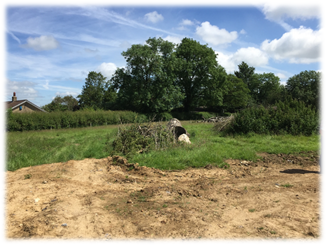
[[6, 122, 320, 171]]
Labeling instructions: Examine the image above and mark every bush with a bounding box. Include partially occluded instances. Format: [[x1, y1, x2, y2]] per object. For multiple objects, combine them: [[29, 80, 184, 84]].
[[110, 121, 176, 157], [223, 99, 318, 136]]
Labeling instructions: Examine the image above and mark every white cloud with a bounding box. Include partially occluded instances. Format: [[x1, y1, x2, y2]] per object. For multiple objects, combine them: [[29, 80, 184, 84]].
[[275, 73, 287, 80], [240, 29, 246, 35], [96, 62, 118, 79], [54, 91, 79, 98], [232, 47, 269, 67], [196, 21, 237, 46], [163, 36, 182, 44], [215, 52, 236, 74], [6, 80, 39, 101], [261, 4, 320, 22], [43, 80, 50, 90], [216, 47, 269, 74], [261, 26, 322, 64], [23, 35, 59, 51], [144, 11, 164, 23], [260, 4, 320, 31], [180, 19, 194, 26]]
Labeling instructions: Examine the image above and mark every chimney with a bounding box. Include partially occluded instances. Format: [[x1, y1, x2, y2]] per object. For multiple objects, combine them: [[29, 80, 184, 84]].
[[12, 92, 17, 102]]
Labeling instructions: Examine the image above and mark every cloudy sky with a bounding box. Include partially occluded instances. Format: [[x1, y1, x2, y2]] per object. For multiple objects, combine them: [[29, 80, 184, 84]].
[[5, 1, 322, 107]]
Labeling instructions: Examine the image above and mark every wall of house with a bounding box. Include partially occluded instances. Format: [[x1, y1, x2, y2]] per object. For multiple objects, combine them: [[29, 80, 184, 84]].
[[12, 103, 43, 113]]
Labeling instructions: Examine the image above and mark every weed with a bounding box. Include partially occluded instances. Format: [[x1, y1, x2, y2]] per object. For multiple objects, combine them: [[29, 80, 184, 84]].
[[162, 204, 168, 208], [138, 196, 147, 202], [258, 227, 264, 230], [281, 183, 293, 188], [24, 174, 32, 179], [270, 231, 277, 234], [249, 209, 255, 212]]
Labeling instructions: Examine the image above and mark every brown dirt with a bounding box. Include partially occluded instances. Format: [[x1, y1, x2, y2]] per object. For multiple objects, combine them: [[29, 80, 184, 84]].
[[5, 152, 320, 240]]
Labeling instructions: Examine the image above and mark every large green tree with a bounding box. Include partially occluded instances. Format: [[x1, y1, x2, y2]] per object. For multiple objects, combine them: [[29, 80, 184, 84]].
[[234, 61, 260, 102], [175, 38, 227, 111], [255, 73, 283, 105], [222, 74, 251, 112], [42, 95, 78, 112], [78, 71, 108, 110], [111, 37, 184, 113], [286, 70, 320, 109]]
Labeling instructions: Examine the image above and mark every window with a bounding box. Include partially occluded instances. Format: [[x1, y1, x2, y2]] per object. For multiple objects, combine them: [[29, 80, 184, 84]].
[[19, 106, 22, 111]]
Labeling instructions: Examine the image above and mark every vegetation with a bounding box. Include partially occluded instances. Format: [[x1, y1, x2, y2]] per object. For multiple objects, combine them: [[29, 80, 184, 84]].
[[7, 122, 319, 171], [42, 95, 78, 112], [111, 37, 184, 113], [223, 98, 318, 136], [5, 36, 321, 173]]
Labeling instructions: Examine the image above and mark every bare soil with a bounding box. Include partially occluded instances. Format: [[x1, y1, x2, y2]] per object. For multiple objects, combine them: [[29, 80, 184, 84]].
[[6, 152, 320, 240]]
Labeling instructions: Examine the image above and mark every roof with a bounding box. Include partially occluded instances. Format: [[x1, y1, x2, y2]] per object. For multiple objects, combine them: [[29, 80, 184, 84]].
[[6, 99, 47, 112]]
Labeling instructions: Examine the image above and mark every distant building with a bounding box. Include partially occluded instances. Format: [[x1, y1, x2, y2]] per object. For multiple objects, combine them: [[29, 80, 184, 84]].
[[6, 92, 47, 113]]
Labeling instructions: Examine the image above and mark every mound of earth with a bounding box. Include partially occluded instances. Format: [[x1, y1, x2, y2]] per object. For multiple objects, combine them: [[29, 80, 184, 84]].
[[5, 152, 320, 240]]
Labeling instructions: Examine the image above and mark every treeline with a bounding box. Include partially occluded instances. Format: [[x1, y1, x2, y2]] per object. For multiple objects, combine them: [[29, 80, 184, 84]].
[[41, 37, 320, 115], [8, 37, 320, 134]]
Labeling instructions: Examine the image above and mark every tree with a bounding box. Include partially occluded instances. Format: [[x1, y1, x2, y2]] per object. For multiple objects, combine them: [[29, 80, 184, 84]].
[[175, 38, 227, 111], [286, 70, 320, 109], [111, 37, 184, 113], [42, 95, 78, 112], [255, 73, 283, 105], [78, 71, 107, 110], [222, 74, 250, 112], [234, 61, 260, 102]]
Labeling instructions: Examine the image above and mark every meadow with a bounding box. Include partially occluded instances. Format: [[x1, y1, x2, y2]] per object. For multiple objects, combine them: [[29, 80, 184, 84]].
[[6, 122, 319, 171]]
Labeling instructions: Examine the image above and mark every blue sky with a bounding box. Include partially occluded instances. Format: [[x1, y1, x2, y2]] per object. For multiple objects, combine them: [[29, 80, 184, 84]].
[[5, 1, 323, 107]]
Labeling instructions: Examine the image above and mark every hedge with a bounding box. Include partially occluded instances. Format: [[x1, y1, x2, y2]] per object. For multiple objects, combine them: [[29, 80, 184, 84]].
[[6, 110, 217, 132]]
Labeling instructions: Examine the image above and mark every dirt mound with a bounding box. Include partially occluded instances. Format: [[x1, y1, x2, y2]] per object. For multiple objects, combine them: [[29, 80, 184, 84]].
[[6, 153, 320, 239]]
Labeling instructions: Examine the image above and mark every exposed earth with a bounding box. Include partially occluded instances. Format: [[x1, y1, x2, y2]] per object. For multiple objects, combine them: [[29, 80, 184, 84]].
[[5, 152, 320, 240]]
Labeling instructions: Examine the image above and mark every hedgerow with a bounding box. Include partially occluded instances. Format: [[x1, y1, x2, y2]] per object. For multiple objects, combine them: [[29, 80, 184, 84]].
[[6, 110, 140, 132], [223, 99, 318, 136]]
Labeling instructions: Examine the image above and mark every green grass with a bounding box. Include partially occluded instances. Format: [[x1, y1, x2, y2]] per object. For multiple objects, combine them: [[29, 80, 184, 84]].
[[6, 121, 319, 171], [129, 122, 319, 170], [6, 125, 118, 171]]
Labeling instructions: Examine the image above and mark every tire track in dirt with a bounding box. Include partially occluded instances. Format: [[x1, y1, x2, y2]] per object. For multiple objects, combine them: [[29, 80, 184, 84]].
[[6, 153, 320, 239]]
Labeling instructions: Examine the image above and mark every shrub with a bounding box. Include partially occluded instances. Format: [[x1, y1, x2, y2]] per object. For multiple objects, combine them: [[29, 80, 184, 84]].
[[223, 99, 318, 136], [110, 121, 176, 157]]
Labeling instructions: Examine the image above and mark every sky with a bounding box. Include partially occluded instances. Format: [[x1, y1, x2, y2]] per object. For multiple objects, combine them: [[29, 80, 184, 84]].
[[4, 1, 323, 108]]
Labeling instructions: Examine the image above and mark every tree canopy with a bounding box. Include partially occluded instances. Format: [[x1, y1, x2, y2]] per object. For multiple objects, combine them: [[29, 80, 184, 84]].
[[286, 70, 320, 109], [67, 38, 320, 116], [111, 37, 184, 113], [175, 38, 227, 111], [78, 71, 108, 110], [42, 95, 78, 112]]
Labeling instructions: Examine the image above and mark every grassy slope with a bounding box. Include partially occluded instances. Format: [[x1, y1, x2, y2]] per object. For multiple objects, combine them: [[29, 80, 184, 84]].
[[6, 122, 319, 171]]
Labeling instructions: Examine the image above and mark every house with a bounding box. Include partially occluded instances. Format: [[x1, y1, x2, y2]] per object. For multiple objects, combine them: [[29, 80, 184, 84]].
[[6, 92, 47, 113]]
